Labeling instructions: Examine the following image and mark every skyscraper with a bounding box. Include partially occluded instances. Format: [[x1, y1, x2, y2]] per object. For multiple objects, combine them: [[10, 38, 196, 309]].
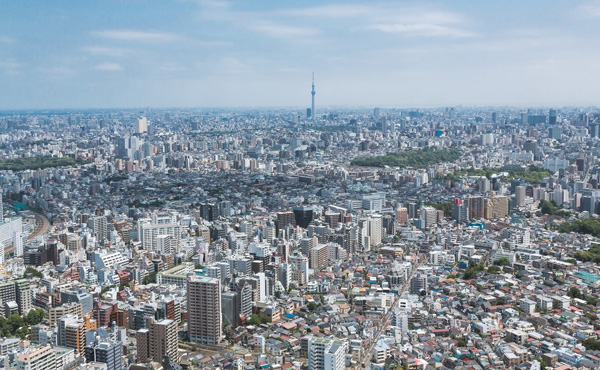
[[187, 275, 222, 344], [311, 73, 315, 120], [549, 109, 557, 125], [515, 186, 526, 207], [293, 206, 314, 229], [135, 116, 148, 134]]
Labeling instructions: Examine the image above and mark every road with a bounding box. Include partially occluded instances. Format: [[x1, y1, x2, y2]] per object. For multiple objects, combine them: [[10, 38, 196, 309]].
[[354, 256, 425, 369]]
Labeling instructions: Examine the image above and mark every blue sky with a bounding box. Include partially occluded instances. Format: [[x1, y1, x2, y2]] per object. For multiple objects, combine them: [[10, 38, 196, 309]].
[[1, 0, 600, 109]]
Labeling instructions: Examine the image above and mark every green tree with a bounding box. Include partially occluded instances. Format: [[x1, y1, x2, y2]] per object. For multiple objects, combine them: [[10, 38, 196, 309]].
[[23, 267, 43, 278], [569, 287, 584, 299], [539, 200, 557, 215], [142, 272, 157, 284], [487, 265, 501, 274], [494, 257, 510, 266], [582, 338, 600, 351]]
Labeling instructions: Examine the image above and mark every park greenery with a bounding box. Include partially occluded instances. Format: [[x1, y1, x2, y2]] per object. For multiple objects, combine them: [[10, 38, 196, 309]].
[[539, 200, 570, 217], [437, 165, 552, 184], [350, 147, 461, 168], [0, 156, 79, 171], [0, 310, 47, 338], [560, 218, 600, 240]]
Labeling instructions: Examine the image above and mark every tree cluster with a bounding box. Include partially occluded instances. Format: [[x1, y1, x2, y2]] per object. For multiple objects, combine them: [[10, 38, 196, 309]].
[[437, 165, 552, 184], [463, 261, 485, 280], [0, 156, 78, 171], [351, 148, 461, 168], [247, 314, 270, 325], [0, 310, 46, 339], [539, 200, 570, 217], [24, 267, 43, 278], [560, 219, 600, 240]]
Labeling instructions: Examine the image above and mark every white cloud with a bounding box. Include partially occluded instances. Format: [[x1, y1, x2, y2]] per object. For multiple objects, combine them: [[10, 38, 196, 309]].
[[83, 46, 131, 57], [218, 57, 251, 75], [276, 4, 371, 18], [0, 61, 20, 69], [159, 63, 186, 72], [92, 30, 179, 42], [94, 62, 123, 71], [368, 23, 476, 38], [249, 22, 319, 38], [0, 35, 15, 43], [572, 0, 600, 18]]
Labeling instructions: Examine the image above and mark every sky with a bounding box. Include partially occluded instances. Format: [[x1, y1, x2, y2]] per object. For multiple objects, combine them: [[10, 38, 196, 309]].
[[1, 0, 600, 110]]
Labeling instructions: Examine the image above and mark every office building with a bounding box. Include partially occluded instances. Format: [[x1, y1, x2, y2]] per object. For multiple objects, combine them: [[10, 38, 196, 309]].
[[293, 206, 314, 229], [549, 109, 557, 125], [135, 116, 148, 134], [61, 289, 93, 314]]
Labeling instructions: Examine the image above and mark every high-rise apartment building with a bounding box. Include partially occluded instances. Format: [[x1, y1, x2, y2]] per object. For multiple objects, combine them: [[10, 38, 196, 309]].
[[396, 207, 408, 224], [451, 199, 468, 224], [308, 337, 347, 370], [85, 338, 122, 370], [419, 207, 438, 229], [87, 216, 108, 243], [187, 276, 221, 344], [14, 345, 56, 369], [515, 186, 526, 207], [49, 302, 82, 326], [136, 318, 178, 363], [410, 273, 428, 296], [57, 314, 86, 354]]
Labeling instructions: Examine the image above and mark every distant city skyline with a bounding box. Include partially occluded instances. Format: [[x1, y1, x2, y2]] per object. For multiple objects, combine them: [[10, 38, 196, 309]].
[[2, 0, 600, 109]]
